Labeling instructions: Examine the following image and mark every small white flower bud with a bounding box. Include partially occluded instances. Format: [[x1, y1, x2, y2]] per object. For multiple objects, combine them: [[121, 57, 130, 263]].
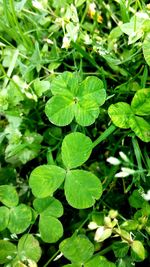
[[119, 151, 129, 162], [88, 221, 98, 230], [106, 157, 121, 165]]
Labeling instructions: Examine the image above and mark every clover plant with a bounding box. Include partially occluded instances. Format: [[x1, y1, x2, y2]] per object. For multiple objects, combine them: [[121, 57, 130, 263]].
[[45, 72, 106, 126], [1, 1, 150, 266]]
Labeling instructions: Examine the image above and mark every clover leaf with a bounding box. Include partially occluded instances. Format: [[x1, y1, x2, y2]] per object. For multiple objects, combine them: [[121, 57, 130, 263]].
[[45, 72, 106, 126]]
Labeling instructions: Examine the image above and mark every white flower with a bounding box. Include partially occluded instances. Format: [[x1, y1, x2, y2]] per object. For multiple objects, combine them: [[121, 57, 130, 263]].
[[106, 156, 121, 165], [142, 190, 150, 201], [94, 226, 112, 242], [115, 167, 135, 178], [119, 151, 129, 162], [32, 0, 43, 9], [84, 34, 92, 45], [62, 35, 71, 49], [53, 252, 63, 261], [94, 226, 105, 241], [89, 3, 96, 13], [88, 221, 98, 230]]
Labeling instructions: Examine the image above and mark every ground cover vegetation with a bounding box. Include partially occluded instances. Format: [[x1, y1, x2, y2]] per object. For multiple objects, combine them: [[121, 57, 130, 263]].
[[0, 0, 150, 266]]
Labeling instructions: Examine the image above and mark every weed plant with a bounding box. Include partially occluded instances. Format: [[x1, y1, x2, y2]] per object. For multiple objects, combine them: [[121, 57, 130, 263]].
[[0, 0, 150, 266]]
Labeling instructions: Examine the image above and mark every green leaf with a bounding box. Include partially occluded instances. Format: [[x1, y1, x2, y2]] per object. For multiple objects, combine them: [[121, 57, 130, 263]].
[[33, 196, 63, 217], [75, 0, 86, 7], [33, 79, 50, 97], [78, 76, 106, 105], [131, 240, 145, 261], [75, 99, 100, 126], [0, 240, 17, 264], [29, 165, 66, 198], [121, 220, 138, 231], [45, 72, 105, 126], [143, 33, 150, 66], [18, 234, 42, 263], [92, 212, 104, 226], [8, 204, 32, 234], [39, 213, 63, 243], [0, 185, 19, 207], [51, 72, 78, 97], [61, 132, 93, 169], [62, 265, 81, 267], [45, 96, 74, 126], [65, 170, 102, 209], [131, 89, 150, 116], [129, 116, 150, 142], [112, 241, 129, 258], [84, 255, 116, 267], [108, 102, 133, 128], [59, 235, 94, 264], [0, 206, 10, 231], [129, 190, 146, 208]]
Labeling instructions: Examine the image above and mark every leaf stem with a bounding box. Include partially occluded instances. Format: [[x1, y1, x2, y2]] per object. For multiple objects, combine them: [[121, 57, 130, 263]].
[[43, 250, 60, 267], [92, 124, 117, 148]]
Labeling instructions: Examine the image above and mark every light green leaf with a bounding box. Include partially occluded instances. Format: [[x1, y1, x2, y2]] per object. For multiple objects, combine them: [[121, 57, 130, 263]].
[[45, 96, 74, 126], [85, 255, 116, 267], [65, 170, 102, 209], [59, 235, 94, 264], [0, 206, 10, 231], [18, 234, 42, 263], [39, 213, 63, 243], [108, 102, 133, 128], [78, 76, 106, 105], [129, 116, 150, 142], [143, 33, 150, 66], [0, 185, 19, 207], [75, 0, 86, 7], [129, 190, 145, 209], [61, 132, 92, 169], [131, 89, 150, 116], [29, 165, 66, 198], [8, 204, 32, 234], [131, 240, 145, 261], [62, 264, 81, 267], [33, 79, 50, 97], [33, 196, 63, 217], [121, 220, 138, 231], [51, 72, 78, 97], [45, 72, 105, 127], [0, 240, 17, 264], [75, 99, 100, 126]]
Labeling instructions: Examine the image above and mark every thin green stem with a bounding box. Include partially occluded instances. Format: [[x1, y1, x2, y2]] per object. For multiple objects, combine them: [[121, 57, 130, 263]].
[[132, 137, 145, 181], [92, 124, 117, 148], [43, 250, 60, 267]]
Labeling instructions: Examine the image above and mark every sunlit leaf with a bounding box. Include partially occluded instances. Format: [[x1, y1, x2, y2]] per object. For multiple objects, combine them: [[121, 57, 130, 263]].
[[131, 240, 145, 261], [45, 96, 74, 126], [18, 234, 42, 263], [60, 235, 94, 264], [61, 132, 92, 169], [39, 213, 63, 243], [33, 196, 63, 217], [65, 170, 102, 209], [129, 116, 150, 142], [131, 88, 150, 116], [0, 240, 17, 264], [0, 185, 19, 207], [108, 102, 133, 128], [0, 206, 10, 231], [8, 204, 32, 234], [29, 165, 66, 198], [143, 33, 150, 66]]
